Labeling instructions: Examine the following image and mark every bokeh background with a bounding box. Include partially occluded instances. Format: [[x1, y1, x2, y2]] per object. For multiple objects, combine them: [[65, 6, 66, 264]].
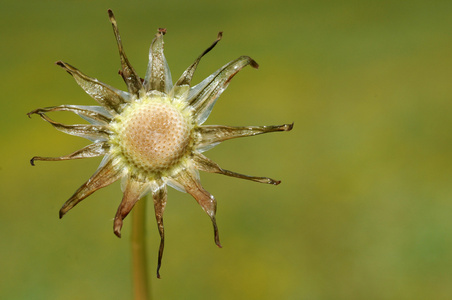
[[2, 0, 452, 299]]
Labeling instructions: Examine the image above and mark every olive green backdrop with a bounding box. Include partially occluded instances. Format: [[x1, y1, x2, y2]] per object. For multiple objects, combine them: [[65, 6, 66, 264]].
[[2, 0, 452, 299]]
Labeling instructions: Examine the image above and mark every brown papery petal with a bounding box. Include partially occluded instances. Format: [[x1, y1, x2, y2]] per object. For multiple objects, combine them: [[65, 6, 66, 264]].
[[187, 56, 259, 125], [174, 32, 222, 88], [113, 177, 150, 238], [59, 158, 122, 218], [144, 29, 172, 94], [32, 112, 111, 142], [108, 9, 143, 96], [150, 179, 167, 278], [192, 152, 281, 185], [195, 123, 294, 150], [27, 105, 112, 125], [171, 167, 221, 248], [56, 61, 127, 114], [30, 142, 109, 166]]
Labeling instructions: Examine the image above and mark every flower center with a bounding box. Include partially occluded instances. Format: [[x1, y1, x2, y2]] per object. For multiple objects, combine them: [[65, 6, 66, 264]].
[[116, 98, 190, 173]]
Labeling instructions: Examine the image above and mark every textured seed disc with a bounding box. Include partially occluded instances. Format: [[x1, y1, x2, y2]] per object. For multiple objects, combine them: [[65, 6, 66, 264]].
[[118, 101, 190, 172]]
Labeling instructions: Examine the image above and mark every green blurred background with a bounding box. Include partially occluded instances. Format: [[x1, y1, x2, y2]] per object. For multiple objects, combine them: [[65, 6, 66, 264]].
[[2, 0, 452, 299]]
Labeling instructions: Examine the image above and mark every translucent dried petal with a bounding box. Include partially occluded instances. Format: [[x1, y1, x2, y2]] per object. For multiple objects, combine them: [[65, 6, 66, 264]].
[[188, 56, 259, 125], [113, 177, 150, 237], [171, 167, 221, 247], [193, 152, 281, 185], [28, 105, 112, 125], [59, 158, 122, 218], [170, 32, 222, 100], [150, 179, 167, 278], [56, 61, 128, 114], [108, 9, 143, 95], [30, 142, 109, 165], [195, 123, 294, 150], [31, 112, 111, 142], [144, 29, 173, 94]]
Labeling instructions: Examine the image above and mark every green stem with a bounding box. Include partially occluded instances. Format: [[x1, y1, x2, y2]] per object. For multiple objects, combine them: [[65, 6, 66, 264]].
[[131, 197, 152, 300]]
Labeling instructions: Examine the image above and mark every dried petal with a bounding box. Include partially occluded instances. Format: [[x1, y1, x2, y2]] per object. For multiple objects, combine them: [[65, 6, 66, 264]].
[[59, 158, 122, 218], [171, 167, 221, 247], [144, 28, 173, 94], [150, 179, 167, 278], [170, 32, 222, 100], [188, 56, 259, 125], [195, 123, 293, 151], [30, 142, 109, 166], [113, 177, 150, 238], [28, 105, 112, 125], [108, 9, 143, 95], [31, 112, 111, 142], [56, 61, 128, 114], [193, 152, 281, 185]]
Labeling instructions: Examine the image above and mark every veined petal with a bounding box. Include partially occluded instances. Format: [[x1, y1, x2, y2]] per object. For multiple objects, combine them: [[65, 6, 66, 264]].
[[113, 177, 151, 238], [194, 123, 294, 150], [28, 105, 112, 125], [32, 112, 111, 142], [30, 142, 109, 166], [170, 166, 221, 248], [187, 56, 259, 125], [59, 157, 122, 218], [56, 61, 129, 114], [144, 28, 173, 94], [170, 32, 222, 100], [150, 179, 167, 278], [108, 9, 143, 95], [193, 152, 281, 185]]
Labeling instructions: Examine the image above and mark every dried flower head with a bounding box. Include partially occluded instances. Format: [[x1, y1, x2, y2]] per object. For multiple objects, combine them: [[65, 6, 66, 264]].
[[28, 10, 293, 277]]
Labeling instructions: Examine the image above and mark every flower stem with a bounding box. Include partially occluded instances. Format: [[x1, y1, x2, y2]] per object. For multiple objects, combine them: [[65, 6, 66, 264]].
[[131, 196, 152, 300]]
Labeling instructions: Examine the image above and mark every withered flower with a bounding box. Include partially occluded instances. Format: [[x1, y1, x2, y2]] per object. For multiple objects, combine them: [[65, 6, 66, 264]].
[[29, 10, 293, 277]]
